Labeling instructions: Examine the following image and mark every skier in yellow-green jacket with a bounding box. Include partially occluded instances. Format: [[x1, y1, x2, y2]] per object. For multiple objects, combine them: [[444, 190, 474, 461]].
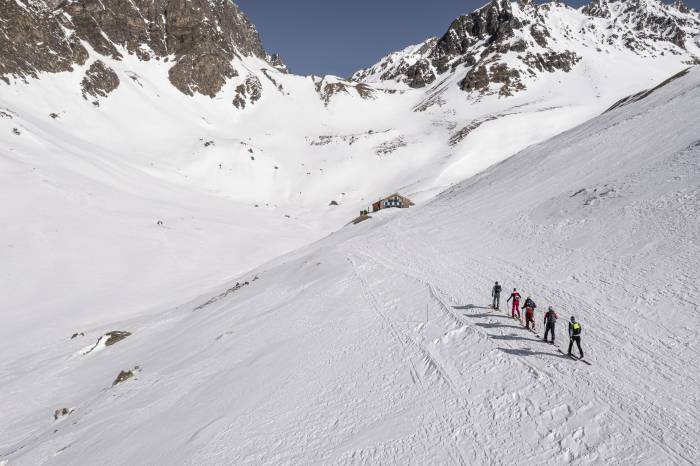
[[568, 316, 584, 359]]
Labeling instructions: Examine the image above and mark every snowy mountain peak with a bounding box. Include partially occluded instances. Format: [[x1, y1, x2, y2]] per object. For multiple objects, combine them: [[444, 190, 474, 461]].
[[353, 0, 700, 98]]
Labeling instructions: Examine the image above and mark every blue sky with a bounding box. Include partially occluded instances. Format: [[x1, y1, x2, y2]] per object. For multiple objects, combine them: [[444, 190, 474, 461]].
[[237, 0, 700, 77]]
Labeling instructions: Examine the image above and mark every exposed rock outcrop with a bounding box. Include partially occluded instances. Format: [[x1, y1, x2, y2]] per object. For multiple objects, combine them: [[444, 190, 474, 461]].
[[312, 77, 376, 105], [81, 61, 120, 105], [54, 407, 74, 420], [104, 331, 132, 346], [233, 75, 263, 109], [0, 0, 273, 99], [0, 0, 88, 83], [112, 366, 140, 386], [353, 0, 700, 99]]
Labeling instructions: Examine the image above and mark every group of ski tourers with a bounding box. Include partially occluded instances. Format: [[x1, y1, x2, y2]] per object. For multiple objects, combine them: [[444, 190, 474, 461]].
[[491, 281, 584, 359]]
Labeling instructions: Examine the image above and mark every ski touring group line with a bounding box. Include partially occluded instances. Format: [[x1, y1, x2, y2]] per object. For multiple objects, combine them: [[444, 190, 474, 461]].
[[491, 281, 585, 361]]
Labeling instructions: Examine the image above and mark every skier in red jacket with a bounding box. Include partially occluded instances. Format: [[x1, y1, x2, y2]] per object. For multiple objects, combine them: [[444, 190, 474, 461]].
[[506, 288, 521, 319]]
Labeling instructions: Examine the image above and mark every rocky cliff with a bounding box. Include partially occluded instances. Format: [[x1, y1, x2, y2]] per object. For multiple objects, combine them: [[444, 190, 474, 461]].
[[353, 0, 700, 98], [0, 0, 271, 97]]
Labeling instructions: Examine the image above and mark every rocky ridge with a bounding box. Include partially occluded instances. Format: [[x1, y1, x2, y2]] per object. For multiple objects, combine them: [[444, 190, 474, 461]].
[[353, 0, 700, 98], [1, 0, 699, 109], [0, 0, 274, 98]]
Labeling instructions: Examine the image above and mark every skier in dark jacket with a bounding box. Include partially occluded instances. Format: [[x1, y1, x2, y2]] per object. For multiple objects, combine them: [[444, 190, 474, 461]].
[[506, 289, 521, 319], [523, 297, 536, 330], [491, 282, 502, 309], [523, 297, 536, 309], [568, 316, 584, 358], [543, 306, 558, 343]]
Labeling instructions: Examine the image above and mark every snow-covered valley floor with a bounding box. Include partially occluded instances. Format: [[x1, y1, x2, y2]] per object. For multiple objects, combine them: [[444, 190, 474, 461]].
[[1, 65, 698, 465]]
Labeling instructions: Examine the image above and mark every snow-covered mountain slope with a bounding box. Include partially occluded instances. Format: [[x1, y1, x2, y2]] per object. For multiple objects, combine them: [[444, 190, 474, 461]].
[[2, 63, 698, 464], [2, 0, 698, 351], [353, 0, 700, 93]]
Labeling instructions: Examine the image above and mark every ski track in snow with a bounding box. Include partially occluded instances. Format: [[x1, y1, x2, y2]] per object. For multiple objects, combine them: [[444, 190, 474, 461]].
[[351, 235, 697, 464]]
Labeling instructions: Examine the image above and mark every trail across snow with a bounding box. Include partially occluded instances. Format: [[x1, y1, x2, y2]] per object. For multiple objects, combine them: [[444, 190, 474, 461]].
[[1, 66, 698, 464]]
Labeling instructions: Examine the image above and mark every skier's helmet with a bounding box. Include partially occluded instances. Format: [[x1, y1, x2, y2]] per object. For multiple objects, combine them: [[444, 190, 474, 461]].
[[548, 306, 554, 311], [571, 316, 576, 322]]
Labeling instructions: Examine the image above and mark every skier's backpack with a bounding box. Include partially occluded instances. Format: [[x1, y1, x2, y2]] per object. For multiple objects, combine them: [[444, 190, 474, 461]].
[[525, 298, 536, 309], [494, 284, 502, 294], [570, 322, 582, 336]]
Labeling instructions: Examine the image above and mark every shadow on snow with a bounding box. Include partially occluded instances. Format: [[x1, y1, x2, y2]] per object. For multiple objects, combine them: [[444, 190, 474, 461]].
[[453, 304, 491, 310], [498, 347, 569, 359]]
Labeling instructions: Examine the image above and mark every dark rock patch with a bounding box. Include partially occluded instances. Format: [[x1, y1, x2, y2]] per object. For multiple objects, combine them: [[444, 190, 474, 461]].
[[315, 80, 350, 105], [54, 407, 74, 420], [530, 24, 550, 48], [169, 54, 237, 97], [233, 75, 262, 109], [193, 277, 258, 312], [376, 136, 408, 156], [81, 61, 119, 104], [112, 366, 140, 386], [105, 331, 131, 346], [521, 51, 581, 74], [403, 59, 436, 88], [449, 115, 499, 146]]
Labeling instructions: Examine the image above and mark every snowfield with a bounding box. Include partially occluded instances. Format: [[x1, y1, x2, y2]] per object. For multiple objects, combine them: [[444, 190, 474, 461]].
[[0, 39, 690, 359], [1, 61, 698, 465]]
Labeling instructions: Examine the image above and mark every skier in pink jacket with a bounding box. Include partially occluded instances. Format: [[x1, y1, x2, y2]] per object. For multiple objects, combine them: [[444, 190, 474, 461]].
[[507, 288, 521, 319]]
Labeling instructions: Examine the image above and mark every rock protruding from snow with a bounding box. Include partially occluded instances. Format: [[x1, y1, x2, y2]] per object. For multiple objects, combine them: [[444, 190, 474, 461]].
[[313, 76, 376, 105], [233, 75, 263, 109], [112, 366, 140, 386], [53, 407, 74, 421], [79, 331, 132, 355], [81, 61, 120, 105]]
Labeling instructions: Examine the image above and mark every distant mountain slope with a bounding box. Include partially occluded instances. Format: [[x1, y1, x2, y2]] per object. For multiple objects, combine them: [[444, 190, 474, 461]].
[[353, 0, 700, 96], [2, 64, 698, 465]]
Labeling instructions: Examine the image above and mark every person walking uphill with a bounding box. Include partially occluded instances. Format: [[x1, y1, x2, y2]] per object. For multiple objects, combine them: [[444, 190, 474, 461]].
[[543, 306, 558, 343], [492, 282, 502, 309], [523, 297, 536, 330], [507, 288, 521, 319], [568, 316, 584, 358]]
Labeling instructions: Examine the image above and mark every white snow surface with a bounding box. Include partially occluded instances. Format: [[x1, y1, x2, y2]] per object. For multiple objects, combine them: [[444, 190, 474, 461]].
[[0, 32, 692, 358], [1, 60, 698, 464]]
